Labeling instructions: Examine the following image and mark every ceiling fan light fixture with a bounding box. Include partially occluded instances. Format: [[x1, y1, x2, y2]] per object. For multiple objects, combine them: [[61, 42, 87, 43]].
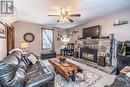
[[60, 8, 66, 15], [59, 16, 68, 22], [48, 8, 80, 23]]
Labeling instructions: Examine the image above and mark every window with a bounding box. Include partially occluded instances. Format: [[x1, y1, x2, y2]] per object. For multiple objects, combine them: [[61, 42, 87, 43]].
[[42, 29, 54, 49]]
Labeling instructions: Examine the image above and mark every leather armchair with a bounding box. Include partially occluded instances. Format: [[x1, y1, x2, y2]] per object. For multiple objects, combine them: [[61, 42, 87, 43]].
[[104, 75, 130, 87], [0, 51, 55, 87]]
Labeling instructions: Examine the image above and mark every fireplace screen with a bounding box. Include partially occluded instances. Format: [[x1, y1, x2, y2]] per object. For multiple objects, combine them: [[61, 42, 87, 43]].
[[82, 53, 94, 61]]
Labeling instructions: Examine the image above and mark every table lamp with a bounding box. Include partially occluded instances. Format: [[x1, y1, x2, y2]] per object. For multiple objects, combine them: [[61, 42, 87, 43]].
[[20, 42, 29, 54]]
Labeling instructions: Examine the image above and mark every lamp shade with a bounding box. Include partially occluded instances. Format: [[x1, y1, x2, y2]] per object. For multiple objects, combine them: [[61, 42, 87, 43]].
[[20, 42, 29, 49]]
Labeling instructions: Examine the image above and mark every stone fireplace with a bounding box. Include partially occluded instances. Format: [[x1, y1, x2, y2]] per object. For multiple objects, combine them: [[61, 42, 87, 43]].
[[75, 38, 117, 66], [80, 47, 98, 63], [72, 38, 117, 73]]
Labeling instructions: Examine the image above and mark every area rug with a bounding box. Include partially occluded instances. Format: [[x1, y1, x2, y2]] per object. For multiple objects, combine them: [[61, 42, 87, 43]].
[[55, 68, 102, 87], [43, 60, 102, 87]]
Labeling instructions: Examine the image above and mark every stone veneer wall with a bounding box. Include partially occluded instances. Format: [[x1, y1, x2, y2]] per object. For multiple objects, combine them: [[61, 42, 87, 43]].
[[75, 38, 116, 66]]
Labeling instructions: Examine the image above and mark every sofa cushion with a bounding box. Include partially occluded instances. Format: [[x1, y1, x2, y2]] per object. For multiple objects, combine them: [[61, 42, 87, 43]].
[[25, 59, 54, 87], [20, 56, 29, 68], [3, 52, 20, 66], [3, 67, 26, 87], [0, 51, 22, 86], [27, 54, 37, 64], [27, 64, 37, 74], [0, 52, 20, 84], [26, 72, 54, 87], [12, 51, 22, 62], [21, 56, 33, 68], [0, 62, 16, 83]]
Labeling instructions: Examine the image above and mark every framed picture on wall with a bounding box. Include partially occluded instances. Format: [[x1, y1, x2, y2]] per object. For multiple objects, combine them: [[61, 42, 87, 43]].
[[0, 21, 6, 38]]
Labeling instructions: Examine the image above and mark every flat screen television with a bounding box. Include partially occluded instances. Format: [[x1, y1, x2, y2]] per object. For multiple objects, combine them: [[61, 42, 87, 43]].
[[83, 25, 100, 39]]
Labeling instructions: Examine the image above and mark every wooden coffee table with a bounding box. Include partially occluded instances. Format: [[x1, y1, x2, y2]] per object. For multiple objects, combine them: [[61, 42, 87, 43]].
[[49, 58, 80, 81]]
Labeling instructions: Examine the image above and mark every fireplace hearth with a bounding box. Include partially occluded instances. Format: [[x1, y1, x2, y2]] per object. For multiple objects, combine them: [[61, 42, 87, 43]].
[[80, 47, 98, 63]]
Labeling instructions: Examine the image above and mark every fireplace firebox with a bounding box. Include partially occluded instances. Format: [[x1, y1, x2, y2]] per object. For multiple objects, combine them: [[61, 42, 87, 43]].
[[80, 47, 98, 63]]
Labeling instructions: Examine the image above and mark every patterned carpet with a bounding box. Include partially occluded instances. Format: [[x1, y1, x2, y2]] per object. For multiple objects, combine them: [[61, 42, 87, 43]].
[[55, 68, 102, 87], [43, 59, 102, 87]]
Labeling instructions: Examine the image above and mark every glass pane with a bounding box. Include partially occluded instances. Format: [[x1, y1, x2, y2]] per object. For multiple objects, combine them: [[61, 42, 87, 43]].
[[43, 29, 53, 49]]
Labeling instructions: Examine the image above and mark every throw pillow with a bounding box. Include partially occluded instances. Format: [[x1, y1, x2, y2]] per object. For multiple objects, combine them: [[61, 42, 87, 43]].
[[126, 72, 130, 78], [21, 56, 31, 67], [27, 54, 37, 64]]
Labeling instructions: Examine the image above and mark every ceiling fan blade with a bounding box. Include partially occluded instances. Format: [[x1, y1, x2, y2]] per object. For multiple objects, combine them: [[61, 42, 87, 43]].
[[69, 14, 81, 17], [67, 17, 74, 22], [48, 15, 60, 16]]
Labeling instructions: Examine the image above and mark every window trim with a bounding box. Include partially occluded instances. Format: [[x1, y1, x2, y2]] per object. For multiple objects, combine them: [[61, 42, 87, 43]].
[[41, 28, 54, 50]]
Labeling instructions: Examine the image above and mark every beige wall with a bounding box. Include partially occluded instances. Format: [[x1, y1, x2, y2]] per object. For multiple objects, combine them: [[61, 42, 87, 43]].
[[54, 29, 67, 54], [14, 21, 66, 56], [0, 19, 7, 60], [0, 39, 7, 60], [68, 9, 130, 42]]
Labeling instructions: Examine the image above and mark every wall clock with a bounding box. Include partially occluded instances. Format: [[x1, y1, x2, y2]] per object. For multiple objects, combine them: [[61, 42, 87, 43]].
[[23, 33, 35, 42]]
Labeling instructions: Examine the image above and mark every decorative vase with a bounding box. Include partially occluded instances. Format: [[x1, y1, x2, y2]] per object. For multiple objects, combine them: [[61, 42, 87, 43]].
[[59, 56, 66, 63]]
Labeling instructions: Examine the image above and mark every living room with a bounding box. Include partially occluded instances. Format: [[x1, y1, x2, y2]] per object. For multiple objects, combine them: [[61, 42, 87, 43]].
[[0, 0, 130, 87]]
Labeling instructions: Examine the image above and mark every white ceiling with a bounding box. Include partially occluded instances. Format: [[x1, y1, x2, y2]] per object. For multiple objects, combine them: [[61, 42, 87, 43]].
[[13, 0, 130, 28]]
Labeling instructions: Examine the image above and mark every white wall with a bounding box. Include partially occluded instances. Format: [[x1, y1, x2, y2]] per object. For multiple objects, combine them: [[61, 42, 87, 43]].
[[0, 20, 7, 60], [68, 9, 130, 42], [14, 21, 66, 56]]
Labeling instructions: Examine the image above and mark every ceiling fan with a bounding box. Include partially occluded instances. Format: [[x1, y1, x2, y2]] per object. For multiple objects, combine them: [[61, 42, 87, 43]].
[[48, 8, 81, 22]]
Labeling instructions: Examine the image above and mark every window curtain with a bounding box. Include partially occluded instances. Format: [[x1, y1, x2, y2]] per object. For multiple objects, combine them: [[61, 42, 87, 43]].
[[43, 29, 54, 51], [7, 24, 15, 54]]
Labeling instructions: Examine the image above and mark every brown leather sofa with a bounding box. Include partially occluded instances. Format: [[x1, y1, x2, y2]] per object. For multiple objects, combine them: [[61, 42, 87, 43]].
[[0, 51, 55, 87]]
